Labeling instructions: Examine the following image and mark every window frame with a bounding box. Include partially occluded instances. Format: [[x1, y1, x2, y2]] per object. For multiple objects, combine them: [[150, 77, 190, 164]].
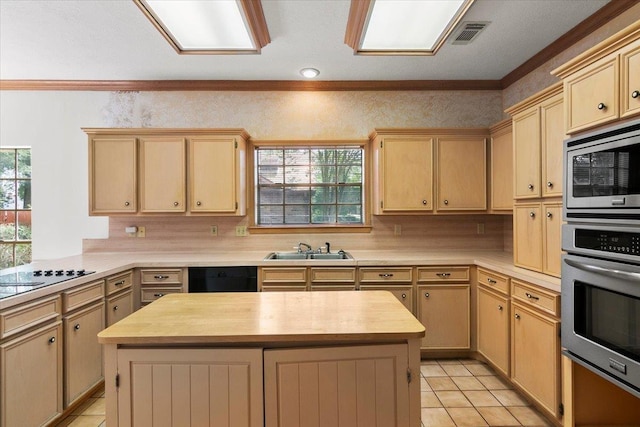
[[249, 140, 371, 233]]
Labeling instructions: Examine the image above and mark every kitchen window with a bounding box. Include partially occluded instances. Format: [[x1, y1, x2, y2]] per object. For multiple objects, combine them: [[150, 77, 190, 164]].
[[254, 144, 366, 228], [0, 148, 32, 268]]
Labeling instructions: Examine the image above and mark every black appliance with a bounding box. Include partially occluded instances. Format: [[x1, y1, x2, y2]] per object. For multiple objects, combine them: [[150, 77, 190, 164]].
[[0, 269, 95, 299], [188, 267, 257, 293]]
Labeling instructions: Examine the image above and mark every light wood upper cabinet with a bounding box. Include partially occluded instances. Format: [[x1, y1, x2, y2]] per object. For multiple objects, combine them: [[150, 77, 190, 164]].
[[188, 136, 245, 214], [489, 120, 513, 211], [436, 136, 486, 210], [540, 94, 564, 197], [552, 21, 640, 134], [139, 137, 186, 213], [543, 203, 562, 277], [514, 201, 561, 277], [89, 137, 137, 214]]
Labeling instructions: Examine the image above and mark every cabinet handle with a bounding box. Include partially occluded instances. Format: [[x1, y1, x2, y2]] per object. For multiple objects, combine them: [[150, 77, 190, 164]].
[[173, 201, 179, 207], [422, 200, 427, 205], [424, 292, 430, 298], [437, 273, 451, 278], [527, 184, 534, 190], [514, 314, 520, 319], [632, 90, 640, 99], [401, 293, 407, 299], [525, 292, 540, 301], [546, 181, 553, 188], [379, 273, 394, 278], [124, 201, 130, 207], [443, 199, 449, 205], [113, 305, 119, 311], [154, 293, 165, 297], [597, 102, 606, 110], [196, 201, 202, 206], [546, 212, 553, 219], [48, 336, 56, 344], [498, 305, 503, 311], [487, 278, 497, 284], [529, 211, 536, 218], [154, 275, 169, 280], [74, 323, 80, 331], [115, 280, 125, 286]]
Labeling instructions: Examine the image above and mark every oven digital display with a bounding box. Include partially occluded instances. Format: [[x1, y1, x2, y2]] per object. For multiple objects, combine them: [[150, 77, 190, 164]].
[[575, 229, 640, 256]]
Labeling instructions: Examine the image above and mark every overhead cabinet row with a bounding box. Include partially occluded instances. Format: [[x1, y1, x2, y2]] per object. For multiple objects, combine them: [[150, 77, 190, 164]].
[[86, 129, 248, 216]]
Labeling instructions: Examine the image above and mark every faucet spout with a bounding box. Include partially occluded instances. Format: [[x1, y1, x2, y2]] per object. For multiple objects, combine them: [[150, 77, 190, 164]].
[[297, 242, 312, 253]]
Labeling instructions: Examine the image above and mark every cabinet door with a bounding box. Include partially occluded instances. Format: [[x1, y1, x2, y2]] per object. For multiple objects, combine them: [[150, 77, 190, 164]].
[[565, 55, 619, 134], [189, 137, 238, 213], [89, 137, 137, 214], [514, 203, 542, 272], [543, 204, 562, 277], [490, 125, 513, 211], [116, 348, 263, 427], [107, 290, 133, 327], [513, 109, 541, 198], [477, 287, 509, 376], [436, 137, 487, 210], [621, 41, 640, 119], [1, 322, 62, 427], [359, 285, 413, 313], [139, 137, 186, 212], [541, 94, 564, 197], [64, 302, 105, 406], [417, 285, 470, 349], [379, 137, 433, 212], [511, 302, 560, 418], [264, 344, 410, 427]]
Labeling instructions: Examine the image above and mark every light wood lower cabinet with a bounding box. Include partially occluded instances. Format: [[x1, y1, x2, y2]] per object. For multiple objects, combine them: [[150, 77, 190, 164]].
[[477, 287, 509, 376], [264, 344, 411, 427], [417, 285, 470, 350], [115, 348, 263, 427], [106, 289, 133, 326], [360, 285, 413, 312], [0, 321, 63, 427], [139, 268, 185, 306]]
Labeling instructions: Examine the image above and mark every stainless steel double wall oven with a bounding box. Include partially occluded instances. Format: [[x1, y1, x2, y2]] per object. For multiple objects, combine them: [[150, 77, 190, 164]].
[[562, 118, 640, 398]]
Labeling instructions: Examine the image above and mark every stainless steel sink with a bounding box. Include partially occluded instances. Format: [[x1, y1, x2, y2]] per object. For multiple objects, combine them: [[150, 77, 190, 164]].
[[264, 251, 352, 260]]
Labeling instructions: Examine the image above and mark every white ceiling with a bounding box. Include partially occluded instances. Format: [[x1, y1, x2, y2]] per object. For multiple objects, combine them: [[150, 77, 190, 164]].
[[0, 0, 610, 81]]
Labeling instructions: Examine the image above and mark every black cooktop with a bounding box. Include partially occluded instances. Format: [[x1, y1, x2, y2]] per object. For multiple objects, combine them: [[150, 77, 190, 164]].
[[0, 269, 95, 299]]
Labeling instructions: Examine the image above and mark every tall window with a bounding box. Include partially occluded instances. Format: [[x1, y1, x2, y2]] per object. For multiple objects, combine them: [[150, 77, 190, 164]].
[[256, 146, 364, 225], [0, 148, 32, 268]]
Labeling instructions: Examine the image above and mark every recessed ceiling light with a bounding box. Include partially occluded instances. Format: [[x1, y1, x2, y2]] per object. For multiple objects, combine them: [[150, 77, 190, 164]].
[[300, 68, 320, 79]]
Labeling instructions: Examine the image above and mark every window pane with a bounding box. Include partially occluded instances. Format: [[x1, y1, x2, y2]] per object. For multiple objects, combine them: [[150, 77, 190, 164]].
[[338, 186, 362, 203], [312, 187, 336, 204], [17, 211, 32, 241], [284, 205, 309, 224], [285, 187, 310, 204], [285, 166, 309, 184], [0, 211, 16, 241], [337, 165, 362, 183], [285, 149, 309, 165], [259, 187, 283, 205], [0, 243, 14, 269], [258, 165, 283, 184], [0, 150, 15, 178], [259, 205, 283, 224], [311, 149, 335, 165], [16, 180, 31, 209], [338, 205, 362, 223], [337, 148, 362, 165], [258, 149, 283, 165], [311, 165, 337, 184], [14, 243, 31, 266], [312, 205, 336, 223], [17, 149, 31, 179], [0, 181, 16, 209]]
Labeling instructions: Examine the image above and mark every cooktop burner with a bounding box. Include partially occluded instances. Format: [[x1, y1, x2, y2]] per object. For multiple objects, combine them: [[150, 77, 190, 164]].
[[0, 269, 95, 299]]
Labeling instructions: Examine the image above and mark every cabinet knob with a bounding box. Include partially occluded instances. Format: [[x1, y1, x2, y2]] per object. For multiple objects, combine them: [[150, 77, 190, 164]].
[[113, 305, 119, 311], [48, 336, 56, 344], [115, 280, 125, 286], [124, 201, 130, 207], [422, 200, 427, 205], [527, 184, 534, 190], [597, 102, 606, 110], [632, 90, 640, 99], [546, 212, 553, 218], [487, 278, 497, 284], [379, 273, 394, 278], [443, 199, 449, 205], [525, 292, 540, 301], [546, 181, 553, 188], [514, 314, 520, 319], [424, 292, 430, 298], [154, 275, 169, 280], [154, 293, 165, 297], [196, 201, 202, 206], [498, 305, 503, 311], [401, 293, 407, 299], [173, 201, 179, 207], [437, 273, 451, 278], [74, 323, 80, 331], [529, 211, 536, 218]]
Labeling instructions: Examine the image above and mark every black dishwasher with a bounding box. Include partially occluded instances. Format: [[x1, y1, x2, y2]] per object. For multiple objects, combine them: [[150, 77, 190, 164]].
[[188, 267, 258, 292]]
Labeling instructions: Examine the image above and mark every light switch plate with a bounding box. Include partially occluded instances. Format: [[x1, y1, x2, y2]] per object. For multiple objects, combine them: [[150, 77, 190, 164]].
[[137, 226, 146, 238], [210, 225, 218, 236]]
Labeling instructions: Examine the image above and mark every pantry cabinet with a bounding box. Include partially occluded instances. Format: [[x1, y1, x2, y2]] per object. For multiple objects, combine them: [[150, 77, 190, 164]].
[[89, 136, 137, 214], [489, 119, 513, 211]]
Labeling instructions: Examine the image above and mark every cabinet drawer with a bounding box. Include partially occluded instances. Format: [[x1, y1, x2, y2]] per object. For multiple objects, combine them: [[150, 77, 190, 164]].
[[62, 280, 105, 313], [359, 267, 412, 283], [140, 269, 183, 285], [0, 295, 61, 340], [310, 284, 356, 291], [511, 280, 560, 317], [310, 268, 356, 283], [477, 268, 510, 295], [105, 271, 133, 295], [261, 285, 307, 292], [140, 287, 182, 303], [416, 266, 469, 283], [261, 268, 307, 284]]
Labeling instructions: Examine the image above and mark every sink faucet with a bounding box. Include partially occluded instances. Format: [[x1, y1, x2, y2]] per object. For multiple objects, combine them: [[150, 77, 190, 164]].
[[297, 242, 312, 253]]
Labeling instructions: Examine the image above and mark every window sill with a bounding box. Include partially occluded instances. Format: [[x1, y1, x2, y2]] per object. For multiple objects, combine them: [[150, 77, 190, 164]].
[[248, 225, 372, 234]]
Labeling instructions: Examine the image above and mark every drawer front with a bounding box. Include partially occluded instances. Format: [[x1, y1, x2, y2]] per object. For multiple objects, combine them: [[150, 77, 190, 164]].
[[62, 280, 105, 313], [477, 268, 509, 295], [359, 267, 412, 283], [140, 269, 183, 285], [511, 280, 560, 317], [310, 268, 356, 283], [261, 285, 307, 292], [0, 295, 61, 340], [310, 284, 356, 291], [416, 266, 470, 283], [261, 268, 307, 284], [140, 287, 182, 303], [105, 270, 133, 295], [106, 290, 133, 326]]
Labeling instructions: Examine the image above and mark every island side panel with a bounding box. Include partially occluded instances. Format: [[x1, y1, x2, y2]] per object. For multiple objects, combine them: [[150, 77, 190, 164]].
[[104, 344, 118, 427], [408, 338, 421, 427]]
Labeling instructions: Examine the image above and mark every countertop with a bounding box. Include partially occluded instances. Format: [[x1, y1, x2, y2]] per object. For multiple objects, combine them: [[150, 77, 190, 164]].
[[0, 249, 561, 310], [97, 291, 426, 345]]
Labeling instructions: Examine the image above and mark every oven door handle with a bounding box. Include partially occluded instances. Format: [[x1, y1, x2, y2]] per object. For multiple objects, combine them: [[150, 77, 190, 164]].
[[565, 258, 640, 282]]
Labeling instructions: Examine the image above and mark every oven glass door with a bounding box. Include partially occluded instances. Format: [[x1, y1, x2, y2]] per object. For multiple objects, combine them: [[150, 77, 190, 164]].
[[566, 135, 640, 208]]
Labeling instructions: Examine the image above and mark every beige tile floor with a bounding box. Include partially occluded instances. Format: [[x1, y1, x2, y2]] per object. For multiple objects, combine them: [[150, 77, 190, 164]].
[[55, 359, 552, 427]]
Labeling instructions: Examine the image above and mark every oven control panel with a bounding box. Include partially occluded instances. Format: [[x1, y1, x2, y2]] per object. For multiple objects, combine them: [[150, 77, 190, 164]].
[[575, 228, 640, 256]]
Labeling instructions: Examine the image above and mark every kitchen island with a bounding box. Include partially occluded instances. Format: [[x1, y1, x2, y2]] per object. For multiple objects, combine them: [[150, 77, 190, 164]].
[[98, 290, 425, 427]]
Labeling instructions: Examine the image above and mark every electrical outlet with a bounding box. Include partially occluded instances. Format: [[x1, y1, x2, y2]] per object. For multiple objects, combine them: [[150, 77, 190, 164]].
[[235, 225, 248, 237], [477, 223, 485, 235], [394, 224, 402, 236], [210, 225, 218, 236], [137, 226, 146, 238]]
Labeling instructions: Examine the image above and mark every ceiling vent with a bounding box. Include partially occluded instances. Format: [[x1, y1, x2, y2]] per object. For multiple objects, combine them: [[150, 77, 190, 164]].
[[450, 21, 490, 45]]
